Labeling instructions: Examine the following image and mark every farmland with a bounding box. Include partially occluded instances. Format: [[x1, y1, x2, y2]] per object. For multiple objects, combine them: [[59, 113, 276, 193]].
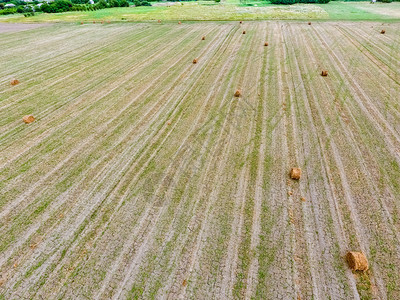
[[1, 2, 400, 23], [1, 21, 400, 299]]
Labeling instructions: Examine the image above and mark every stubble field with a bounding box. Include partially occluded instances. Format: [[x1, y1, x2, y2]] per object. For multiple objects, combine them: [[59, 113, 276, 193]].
[[1, 21, 400, 299]]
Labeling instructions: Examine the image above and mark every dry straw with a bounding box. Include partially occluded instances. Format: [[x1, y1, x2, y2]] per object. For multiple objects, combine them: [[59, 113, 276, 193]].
[[11, 79, 20, 86], [290, 168, 301, 180], [346, 252, 368, 272], [23, 115, 35, 124]]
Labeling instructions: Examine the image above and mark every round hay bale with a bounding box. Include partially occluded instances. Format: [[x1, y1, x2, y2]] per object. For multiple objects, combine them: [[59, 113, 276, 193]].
[[22, 115, 35, 124], [346, 252, 368, 272], [193, 58, 198, 64], [234, 90, 241, 97], [308, 22, 311, 25], [264, 42, 269, 46], [202, 36, 205, 40], [321, 70, 328, 77], [242, 30, 246, 35], [381, 29, 385, 34], [11, 79, 20, 86], [290, 168, 301, 180]]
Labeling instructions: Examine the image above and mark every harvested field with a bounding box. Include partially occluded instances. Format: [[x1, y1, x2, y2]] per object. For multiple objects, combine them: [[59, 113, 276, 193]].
[[1, 21, 400, 299], [0, 23, 48, 33]]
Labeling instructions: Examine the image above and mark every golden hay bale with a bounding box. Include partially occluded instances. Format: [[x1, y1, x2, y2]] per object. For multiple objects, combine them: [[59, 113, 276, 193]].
[[264, 42, 269, 46], [381, 29, 385, 34], [321, 70, 328, 77], [346, 251, 369, 272], [11, 79, 20, 86], [234, 90, 241, 97], [202, 36, 205, 40], [193, 58, 198, 64], [22, 115, 35, 124], [242, 30, 246, 34], [290, 168, 301, 180], [308, 22, 311, 25]]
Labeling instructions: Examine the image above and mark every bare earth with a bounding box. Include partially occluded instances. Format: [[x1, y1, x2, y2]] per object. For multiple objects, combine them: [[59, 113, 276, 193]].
[[1, 21, 400, 299]]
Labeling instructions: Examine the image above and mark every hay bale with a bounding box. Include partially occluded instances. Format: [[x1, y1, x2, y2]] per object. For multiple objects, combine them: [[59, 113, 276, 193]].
[[264, 42, 268, 46], [242, 30, 246, 35], [193, 58, 198, 64], [234, 90, 241, 97], [321, 70, 328, 77], [308, 22, 311, 25], [290, 168, 301, 180], [22, 115, 35, 124], [346, 251, 368, 272], [381, 29, 385, 34], [202, 36, 205, 40], [11, 79, 20, 86]]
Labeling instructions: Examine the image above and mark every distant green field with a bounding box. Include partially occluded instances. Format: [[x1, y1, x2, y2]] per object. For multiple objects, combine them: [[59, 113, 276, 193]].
[[0, 1, 399, 22]]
